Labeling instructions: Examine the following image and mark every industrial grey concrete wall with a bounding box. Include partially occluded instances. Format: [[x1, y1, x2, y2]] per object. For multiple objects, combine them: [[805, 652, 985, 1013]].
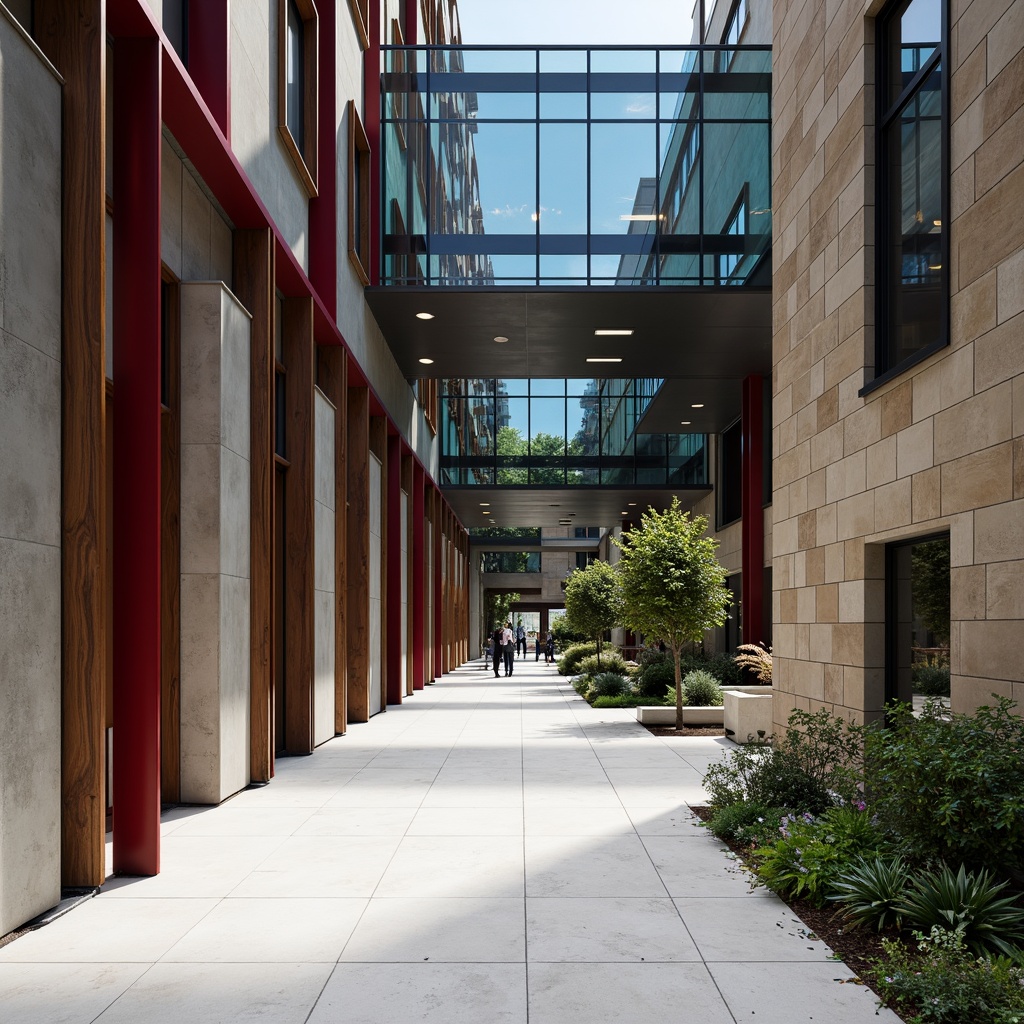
[[0, 12, 63, 936]]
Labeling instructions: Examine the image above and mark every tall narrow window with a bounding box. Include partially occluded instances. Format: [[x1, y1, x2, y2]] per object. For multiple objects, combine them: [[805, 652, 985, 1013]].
[[719, 191, 748, 283], [348, 100, 372, 285], [277, 0, 318, 196], [163, 0, 188, 64], [874, 0, 946, 382], [718, 419, 742, 527]]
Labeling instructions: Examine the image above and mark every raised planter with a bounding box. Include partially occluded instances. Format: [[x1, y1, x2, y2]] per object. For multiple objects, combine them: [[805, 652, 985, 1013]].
[[635, 687, 772, 728], [723, 690, 773, 742]]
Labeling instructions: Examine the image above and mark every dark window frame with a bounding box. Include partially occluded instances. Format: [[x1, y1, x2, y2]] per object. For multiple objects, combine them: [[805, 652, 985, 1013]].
[[348, 100, 372, 285], [163, 0, 189, 65], [865, 0, 949, 396], [277, 0, 319, 197], [717, 415, 743, 529]]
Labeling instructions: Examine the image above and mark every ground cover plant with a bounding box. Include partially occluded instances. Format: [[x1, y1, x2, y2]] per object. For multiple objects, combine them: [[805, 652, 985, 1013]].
[[699, 698, 1024, 1020]]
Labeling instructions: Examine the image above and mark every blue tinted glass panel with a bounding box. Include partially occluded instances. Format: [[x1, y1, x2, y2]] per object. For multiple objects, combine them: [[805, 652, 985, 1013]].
[[541, 123, 588, 234]]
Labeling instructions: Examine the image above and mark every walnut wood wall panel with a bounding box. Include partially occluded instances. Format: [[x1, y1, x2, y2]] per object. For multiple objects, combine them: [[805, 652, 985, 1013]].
[[369, 416, 388, 714], [36, 0, 107, 890], [317, 347, 348, 734], [233, 229, 275, 781], [385, 434, 403, 705], [282, 297, 315, 753], [412, 465, 425, 690], [346, 387, 370, 722], [160, 275, 181, 803], [432, 488, 442, 680], [402, 454, 414, 696]]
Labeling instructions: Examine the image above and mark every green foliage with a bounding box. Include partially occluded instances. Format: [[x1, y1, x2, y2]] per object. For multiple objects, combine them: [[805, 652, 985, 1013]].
[[588, 671, 631, 698], [564, 560, 622, 666], [592, 693, 670, 708], [683, 669, 723, 707], [753, 806, 883, 906], [556, 641, 598, 676], [703, 707, 863, 814], [828, 854, 912, 932], [870, 927, 1024, 1024], [897, 864, 1024, 958], [550, 614, 587, 648], [911, 537, 951, 645], [485, 591, 520, 635], [707, 801, 784, 846], [577, 651, 630, 680], [571, 676, 592, 698], [912, 663, 951, 696], [636, 644, 671, 670], [634, 659, 677, 697], [864, 697, 1024, 873]]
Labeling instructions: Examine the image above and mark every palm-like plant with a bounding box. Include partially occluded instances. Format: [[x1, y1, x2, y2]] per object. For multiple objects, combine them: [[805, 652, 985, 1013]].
[[828, 854, 912, 931]]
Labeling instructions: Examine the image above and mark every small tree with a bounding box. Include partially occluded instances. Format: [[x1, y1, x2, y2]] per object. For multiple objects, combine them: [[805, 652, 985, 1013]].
[[564, 560, 622, 669], [615, 499, 732, 729]]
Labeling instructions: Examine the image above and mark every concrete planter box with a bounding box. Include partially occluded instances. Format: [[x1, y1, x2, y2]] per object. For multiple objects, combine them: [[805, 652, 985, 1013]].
[[724, 690, 774, 743], [635, 688, 772, 728]]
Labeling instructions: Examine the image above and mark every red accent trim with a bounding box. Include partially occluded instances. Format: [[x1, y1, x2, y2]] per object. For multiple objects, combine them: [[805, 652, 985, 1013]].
[[404, 0, 418, 43], [741, 375, 765, 646], [112, 36, 162, 878], [412, 466, 425, 689], [364, 0, 382, 286], [434, 493, 443, 679], [187, 1, 230, 138], [385, 434, 403, 703], [309, 0, 338, 317]]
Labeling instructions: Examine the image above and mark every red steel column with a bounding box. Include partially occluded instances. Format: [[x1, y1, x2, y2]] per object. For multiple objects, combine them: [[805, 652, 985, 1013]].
[[364, 0, 382, 286], [310, 0, 338, 316], [385, 434, 403, 703], [740, 375, 765, 646], [412, 466, 425, 689], [187, 0, 230, 138], [433, 490, 443, 679], [112, 35, 162, 877], [404, 0, 418, 42]]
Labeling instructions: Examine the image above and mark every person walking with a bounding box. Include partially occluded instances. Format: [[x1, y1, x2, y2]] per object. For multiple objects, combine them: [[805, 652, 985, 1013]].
[[535, 631, 543, 660], [544, 631, 555, 664], [491, 624, 504, 678], [502, 621, 515, 676], [515, 619, 527, 658]]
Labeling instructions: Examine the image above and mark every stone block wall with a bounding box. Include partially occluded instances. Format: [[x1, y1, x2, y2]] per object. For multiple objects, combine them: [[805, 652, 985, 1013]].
[[771, 0, 1024, 726]]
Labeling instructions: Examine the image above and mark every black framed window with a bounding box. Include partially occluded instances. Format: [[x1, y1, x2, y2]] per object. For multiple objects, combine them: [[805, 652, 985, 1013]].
[[872, 0, 947, 388], [716, 0, 748, 70], [719, 190, 748, 283], [163, 0, 188, 64], [285, 0, 305, 153], [718, 418, 742, 527]]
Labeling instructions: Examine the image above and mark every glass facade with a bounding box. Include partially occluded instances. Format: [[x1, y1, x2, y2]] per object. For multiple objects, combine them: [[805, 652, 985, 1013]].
[[440, 378, 707, 486], [381, 45, 771, 286]]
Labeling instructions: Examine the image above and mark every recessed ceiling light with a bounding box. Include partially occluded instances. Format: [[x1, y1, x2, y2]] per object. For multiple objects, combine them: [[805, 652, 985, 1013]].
[[680, 420, 691, 426], [558, 519, 572, 525], [415, 312, 434, 320], [594, 329, 633, 336], [691, 403, 704, 408], [418, 357, 434, 365], [621, 511, 629, 515], [628, 502, 637, 506], [481, 510, 491, 515], [479, 502, 490, 506], [493, 336, 509, 343], [586, 357, 623, 363]]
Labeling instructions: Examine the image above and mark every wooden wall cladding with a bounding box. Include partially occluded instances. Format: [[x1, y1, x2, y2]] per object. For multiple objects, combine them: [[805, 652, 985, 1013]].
[[369, 416, 388, 715], [282, 297, 315, 754], [402, 454, 414, 696], [233, 229, 275, 781], [346, 387, 370, 722]]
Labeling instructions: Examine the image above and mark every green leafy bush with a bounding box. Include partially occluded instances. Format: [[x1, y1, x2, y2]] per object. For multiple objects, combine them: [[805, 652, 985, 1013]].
[[636, 644, 671, 670], [707, 801, 784, 846], [753, 806, 883, 906], [703, 707, 863, 814], [870, 927, 1024, 1024], [865, 697, 1024, 873], [911, 663, 951, 696], [592, 693, 670, 708], [556, 642, 598, 676], [571, 676, 591, 698], [634, 658, 677, 697], [576, 651, 630, 679], [588, 671, 631, 698], [828, 854, 912, 932], [897, 863, 1024, 958], [683, 669, 724, 707]]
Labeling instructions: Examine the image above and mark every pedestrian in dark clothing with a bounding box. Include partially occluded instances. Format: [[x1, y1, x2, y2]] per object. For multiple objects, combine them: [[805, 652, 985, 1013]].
[[491, 625, 504, 677], [535, 633, 543, 660], [515, 620, 527, 658], [545, 632, 555, 664]]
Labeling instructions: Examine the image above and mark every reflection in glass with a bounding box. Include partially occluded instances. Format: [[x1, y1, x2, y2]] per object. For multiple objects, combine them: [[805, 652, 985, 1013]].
[[540, 123, 587, 234], [887, 0, 941, 103]]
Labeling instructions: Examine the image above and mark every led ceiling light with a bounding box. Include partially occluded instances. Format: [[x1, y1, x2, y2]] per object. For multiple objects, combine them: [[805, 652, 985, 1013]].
[[628, 502, 637, 506], [594, 329, 633, 336], [691, 403, 704, 408], [494, 336, 509, 343], [479, 502, 490, 506], [418, 357, 434, 365], [680, 420, 691, 425], [415, 312, 435, 320], [586, 357, 623, 363]]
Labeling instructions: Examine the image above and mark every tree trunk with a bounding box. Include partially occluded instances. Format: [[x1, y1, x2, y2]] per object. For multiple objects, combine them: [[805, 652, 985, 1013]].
[[596, 635, 602, 670], [673, 645, 683, 731]]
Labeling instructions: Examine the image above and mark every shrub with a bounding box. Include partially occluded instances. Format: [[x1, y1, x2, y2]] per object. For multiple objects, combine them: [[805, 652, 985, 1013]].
[[707, 801, 784, 846], [912, 662, 951, 696], [734, 642, 772, 684], [864, 697, 1024, 873], [703, 707, 863, 814], [588, 671, 631, 699], [869, 927, 1024, 1024], [828, 854, 912, 932], [636, 644, 671, 670], [683, 669, 723, 707], [634, 658, 677, 698], [571, 676, 591, 698], [897, 863, 1024, 958], [592, 693, 670, 708], [576, 651, 630, 679], [753, 806, 883, 906], [556, 642, 598, 676]]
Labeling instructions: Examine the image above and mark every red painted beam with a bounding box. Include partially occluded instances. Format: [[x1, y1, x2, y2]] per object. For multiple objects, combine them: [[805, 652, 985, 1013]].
[[412, 466, 426, 689], [309, 0, 338, 318], [364, 0, 382, 286], [404, 0, 419, 43], [112, 35, 162, 877], [433, 492, 443, 679], [187, 0, 230, 139], [385, 434, 404, 703], [740, 375, 765, 646]]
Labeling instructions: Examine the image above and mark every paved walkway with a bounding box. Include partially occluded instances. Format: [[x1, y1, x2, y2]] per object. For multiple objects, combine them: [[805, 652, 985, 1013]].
[[1, 658, 900, 1023]]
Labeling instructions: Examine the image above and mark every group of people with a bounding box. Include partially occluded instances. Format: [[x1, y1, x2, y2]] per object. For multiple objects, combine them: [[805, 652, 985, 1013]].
[[490, 620, 555, 677]]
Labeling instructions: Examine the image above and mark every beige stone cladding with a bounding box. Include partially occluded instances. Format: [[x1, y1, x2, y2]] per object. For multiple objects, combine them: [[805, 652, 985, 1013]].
[[771, 0, 1024, 729]]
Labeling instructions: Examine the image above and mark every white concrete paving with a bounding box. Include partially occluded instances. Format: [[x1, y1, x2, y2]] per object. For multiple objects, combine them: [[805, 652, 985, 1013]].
[[0, 657, 902, 1023]]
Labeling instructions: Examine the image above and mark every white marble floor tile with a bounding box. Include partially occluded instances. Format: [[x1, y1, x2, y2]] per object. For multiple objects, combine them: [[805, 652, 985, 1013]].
[[407, 805, 524, 835], [527, 897, 701, 962], [293, 806, 418, 836], [340, 897, 525, 962], [308, 963, 527, 1024], [169, 806, 315, 837], [525, 835, 666, 897], [642, 835, 766, 897], [375, 836, 525, 897], [0, 962, 148, 1024], [627, 807, 708, 836], [523, 805, 634, 836]]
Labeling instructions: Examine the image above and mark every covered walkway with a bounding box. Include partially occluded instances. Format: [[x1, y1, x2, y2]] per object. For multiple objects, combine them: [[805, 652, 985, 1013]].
[[1, 659, 897, 1023]]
